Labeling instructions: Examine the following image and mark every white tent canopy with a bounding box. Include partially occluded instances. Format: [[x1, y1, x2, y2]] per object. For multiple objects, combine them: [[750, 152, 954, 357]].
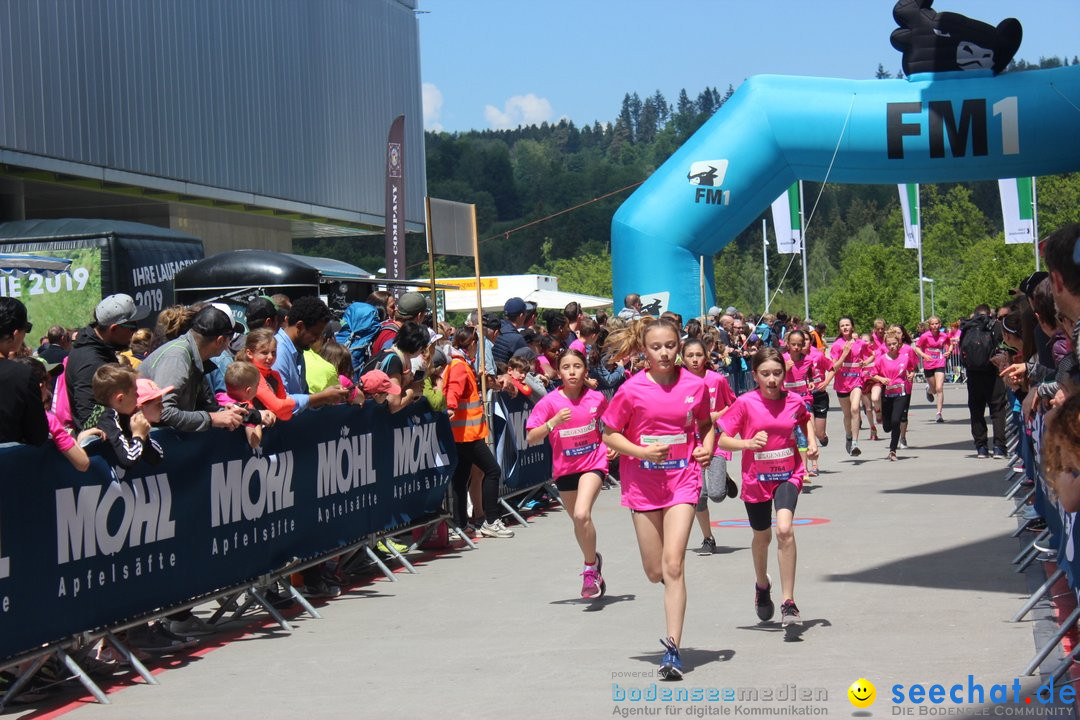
[[411, 274, 613, 313]]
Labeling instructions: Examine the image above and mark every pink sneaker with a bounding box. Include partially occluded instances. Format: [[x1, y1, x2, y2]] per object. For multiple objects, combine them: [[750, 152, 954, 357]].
[[581, 552, 606, 598]]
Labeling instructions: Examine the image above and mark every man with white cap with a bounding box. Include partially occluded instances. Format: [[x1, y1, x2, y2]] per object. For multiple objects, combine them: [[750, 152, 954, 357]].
[[66, 293, 150, 430]]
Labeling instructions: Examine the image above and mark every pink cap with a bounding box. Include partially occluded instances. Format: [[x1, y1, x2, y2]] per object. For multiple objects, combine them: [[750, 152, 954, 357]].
[[136, 378, 174, 406], [360, 369, 401, 396]]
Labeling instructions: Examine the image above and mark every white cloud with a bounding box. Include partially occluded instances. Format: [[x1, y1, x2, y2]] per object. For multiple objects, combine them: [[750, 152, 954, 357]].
[[422, 82, 444, 132], [484, 93, 554, 130]]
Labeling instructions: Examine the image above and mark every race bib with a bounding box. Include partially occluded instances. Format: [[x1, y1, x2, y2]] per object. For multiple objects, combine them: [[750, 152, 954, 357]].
[[754, 447, 795, 483], [841, 361, 861, 378], [640, 433, 689, 471], [560, 421, 600, 457], [784, 379, 808, 391], [885, 382, 906, 398]]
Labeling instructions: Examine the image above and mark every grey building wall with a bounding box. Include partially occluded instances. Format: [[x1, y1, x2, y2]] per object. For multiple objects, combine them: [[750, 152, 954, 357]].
[[0, 0, 426, 230]]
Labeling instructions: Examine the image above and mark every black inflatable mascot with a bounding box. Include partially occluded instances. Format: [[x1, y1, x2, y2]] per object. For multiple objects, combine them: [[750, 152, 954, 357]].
[[890, 0, 1022, 76]]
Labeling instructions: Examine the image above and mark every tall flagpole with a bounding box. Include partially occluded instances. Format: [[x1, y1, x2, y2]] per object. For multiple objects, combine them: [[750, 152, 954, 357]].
[[1032, 177, 1040, 272], [916, 186, 925, 322], [798, 181, 810, 320], [762, 218, 770, 313]]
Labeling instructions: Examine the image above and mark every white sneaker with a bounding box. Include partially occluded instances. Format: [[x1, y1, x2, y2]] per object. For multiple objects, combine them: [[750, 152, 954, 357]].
[[480, 519, 515, 538]]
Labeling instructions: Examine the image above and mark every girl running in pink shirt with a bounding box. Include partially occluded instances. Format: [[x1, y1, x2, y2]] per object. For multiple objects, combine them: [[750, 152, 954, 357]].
[[914, 316, 949, 422], [602, 319, 716, 680], [682, 338, 737, 555], [717, 347, 817, 630], [829, 317, 872, 457], [526, 349, 612, 599], [783, 330, 826, 477], [870, 328, 919, 460]]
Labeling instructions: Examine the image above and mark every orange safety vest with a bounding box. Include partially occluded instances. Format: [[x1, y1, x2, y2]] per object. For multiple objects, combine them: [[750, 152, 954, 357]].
[[445, 357, 487, 443]]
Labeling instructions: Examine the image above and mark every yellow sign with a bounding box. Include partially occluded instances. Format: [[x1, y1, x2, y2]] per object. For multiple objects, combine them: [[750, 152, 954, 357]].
[[444, 278, 499, 291]]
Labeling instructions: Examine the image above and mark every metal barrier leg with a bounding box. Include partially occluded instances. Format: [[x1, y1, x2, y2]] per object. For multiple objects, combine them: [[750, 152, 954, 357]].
[[55, 647, 109, 705], [0, 654, 49, 710], [380, 539, 418, 574], [545, 481, 566, 510], [104, 631, 158, 685], [447, 521, 477, 549], [1023, 605, 1080, 676], [247, 587, 292, 631], [1005, 476, 1031, 500], [1009, 489, 1037, 517], [1012, 567, 1066, 622], [1050, 642, 1080, 683], [286, 584, 323, 620], [1017, 542, 1054, 574], [364, 546, 397, 582], [498, 497, 529, 528], [1014, 530, 1051, 565]]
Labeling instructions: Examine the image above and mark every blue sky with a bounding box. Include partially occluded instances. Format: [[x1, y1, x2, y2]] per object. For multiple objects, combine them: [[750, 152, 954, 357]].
[[418, 1, 1080, 132]]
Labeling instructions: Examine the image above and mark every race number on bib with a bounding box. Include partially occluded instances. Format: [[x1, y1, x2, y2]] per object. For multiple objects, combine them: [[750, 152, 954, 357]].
[[639, 433, 689, 471], [885, 382, 906, 398], [753, 447, 796, 483], [560, 421, 600, 457]]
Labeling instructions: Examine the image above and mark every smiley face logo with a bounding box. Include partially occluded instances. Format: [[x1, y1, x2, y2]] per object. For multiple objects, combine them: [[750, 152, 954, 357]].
[[848, 678, 876, 708]]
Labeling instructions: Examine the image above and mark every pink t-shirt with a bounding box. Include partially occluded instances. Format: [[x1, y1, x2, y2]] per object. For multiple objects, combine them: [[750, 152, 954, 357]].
[[699, 369, 736, 459], [601, 369, 712, 511], [870, 333, 889, 357], [718, 389, 810, 503], [568, 338, 587, 355], [526, 388, 609, 478], [47, 410, 75, 453], [873, 351, 919, 397], [917, 331, 949, 370], [806, 346, 832, 390], [782, 352, 816, 402], [829, 338, 871, 393]]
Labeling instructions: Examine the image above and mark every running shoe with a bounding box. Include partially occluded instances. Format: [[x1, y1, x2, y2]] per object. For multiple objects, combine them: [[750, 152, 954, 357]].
[[581, 552, 605, 598], [480, 519, 515, 538], [697, 537, 717, 555], [300, 580, 342, 598], [925, 387, 934, 403], [976, 446, 990, 459], [936, 413, 944, 424], [658, 637, 683, 680], [993, 445, 1006, 459], [819, 435, 829, 447], [755, 575, 775, 621], [725, 476, 739, 499], [899, 439, 909, 449], [850, 440, 861, 457], [869, 428, 879, 441], [888, 451, 897, 462], [781, 599, 802, 627], [845, 437, 852, 455], [807, 467, 819, 478]]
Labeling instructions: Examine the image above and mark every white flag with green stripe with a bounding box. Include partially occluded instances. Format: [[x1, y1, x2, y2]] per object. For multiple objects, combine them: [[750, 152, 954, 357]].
[[998, 177, 1035, 244], [898, 183, 920, 250], [770, 182, 801, 254]]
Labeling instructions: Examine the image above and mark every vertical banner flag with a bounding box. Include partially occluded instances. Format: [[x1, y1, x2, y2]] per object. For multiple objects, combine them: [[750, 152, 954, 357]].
[[898, 183, 920, 249], [769, 183, 801, 254], [999, 177, 1036, 244], [385, 115, 406, 287]]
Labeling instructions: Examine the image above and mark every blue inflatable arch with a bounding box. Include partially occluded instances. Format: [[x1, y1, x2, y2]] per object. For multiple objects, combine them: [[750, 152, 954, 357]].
[[611, 66, 1080, 319]]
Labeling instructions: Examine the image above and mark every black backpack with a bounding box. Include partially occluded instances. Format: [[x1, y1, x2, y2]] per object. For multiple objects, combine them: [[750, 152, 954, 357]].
[[959, 316, 1000, 371]]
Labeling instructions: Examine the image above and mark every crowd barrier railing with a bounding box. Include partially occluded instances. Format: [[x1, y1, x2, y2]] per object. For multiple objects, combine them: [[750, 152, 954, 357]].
[[0, 400, 460, 703], [1003, 406, 1080, 683]]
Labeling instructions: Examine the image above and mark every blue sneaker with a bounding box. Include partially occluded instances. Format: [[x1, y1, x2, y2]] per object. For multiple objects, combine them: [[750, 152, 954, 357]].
[[658, 637, 683, 680]]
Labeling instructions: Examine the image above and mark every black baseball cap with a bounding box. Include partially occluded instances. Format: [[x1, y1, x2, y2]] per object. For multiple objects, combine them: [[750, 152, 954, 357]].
[[191, 306, 235, 338], [246, 296, 279, 328]]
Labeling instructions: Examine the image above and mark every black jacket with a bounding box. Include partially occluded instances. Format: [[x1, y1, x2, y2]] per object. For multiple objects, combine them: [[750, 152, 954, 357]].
[[65, 326, 120, 430], [492, 320, 526, 367], [0, 359, 48, 445]]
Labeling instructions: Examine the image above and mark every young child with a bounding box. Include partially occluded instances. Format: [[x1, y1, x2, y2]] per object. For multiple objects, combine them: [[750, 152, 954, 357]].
[[505, 354, 535, 400], [91, 363, 164, 469], [241, 328, 296, 421], [359, 369, 401, 405], [422, 349, 448, 412], [16, 357, 102, 471], [219, 361, 275, 449], [1043, 391, 1080, 513], [319, 340, 366, 405]]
